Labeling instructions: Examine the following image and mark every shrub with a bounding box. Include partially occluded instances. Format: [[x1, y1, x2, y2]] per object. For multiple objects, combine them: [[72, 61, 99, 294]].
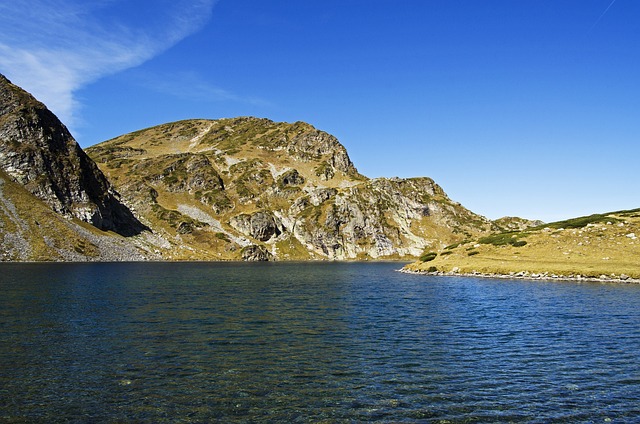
[[479, 233, 519, 246], [468, 251, 479, 256], [427, 266, 438, 272], [535, 211, 637, 230], [420, 252, 438, 262], [440, 251, 453, 256], [215, 232, 230, 242], [444, 240, 470, 250], [478, 232, 528, 247]]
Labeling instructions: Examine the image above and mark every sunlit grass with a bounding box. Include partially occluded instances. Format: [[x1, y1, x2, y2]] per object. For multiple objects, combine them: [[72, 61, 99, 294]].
[[407, 209, 640, 280]]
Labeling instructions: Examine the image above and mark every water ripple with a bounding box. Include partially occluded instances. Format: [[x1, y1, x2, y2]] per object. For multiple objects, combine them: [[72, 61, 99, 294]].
[[1, 262, 640, 422]]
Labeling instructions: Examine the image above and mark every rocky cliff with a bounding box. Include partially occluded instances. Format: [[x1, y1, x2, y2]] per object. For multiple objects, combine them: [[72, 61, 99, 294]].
[[0, 74, 147, 236], [87, 117, 497, 260]]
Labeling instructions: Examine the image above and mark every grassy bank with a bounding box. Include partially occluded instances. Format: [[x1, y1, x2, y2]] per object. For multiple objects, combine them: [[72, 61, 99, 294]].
[[405, 208, 640, 280]]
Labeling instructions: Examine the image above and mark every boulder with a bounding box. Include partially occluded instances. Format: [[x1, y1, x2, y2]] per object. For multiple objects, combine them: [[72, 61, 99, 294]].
[[241, 245, 273, 261]]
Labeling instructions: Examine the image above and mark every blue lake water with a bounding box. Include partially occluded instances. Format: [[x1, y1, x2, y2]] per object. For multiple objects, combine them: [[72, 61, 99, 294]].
[[1, 262, 640, 423]]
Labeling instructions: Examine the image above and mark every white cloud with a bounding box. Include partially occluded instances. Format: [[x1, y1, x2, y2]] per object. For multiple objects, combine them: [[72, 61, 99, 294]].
[[0, 0, 217, 128]]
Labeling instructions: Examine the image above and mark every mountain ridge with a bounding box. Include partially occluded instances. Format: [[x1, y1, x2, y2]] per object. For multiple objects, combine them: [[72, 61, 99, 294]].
[[6, 73, 632, 273]]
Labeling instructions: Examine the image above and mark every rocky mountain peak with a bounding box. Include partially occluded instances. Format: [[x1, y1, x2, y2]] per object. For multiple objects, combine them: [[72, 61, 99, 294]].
[[0, 74, 148, 236], [86, 117, 496, 260]]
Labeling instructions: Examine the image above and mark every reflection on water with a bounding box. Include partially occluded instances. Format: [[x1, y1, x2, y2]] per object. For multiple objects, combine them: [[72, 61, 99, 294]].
[[1, 262, 640, 422]]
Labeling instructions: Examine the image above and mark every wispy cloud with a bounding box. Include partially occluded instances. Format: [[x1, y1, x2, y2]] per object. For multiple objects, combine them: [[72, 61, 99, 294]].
[[130, 70, 273, 107], [0, 0, 217, 128]]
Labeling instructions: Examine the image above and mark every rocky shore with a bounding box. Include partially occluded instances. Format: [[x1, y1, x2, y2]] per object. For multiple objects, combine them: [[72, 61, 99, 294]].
[[399, 267, 640, 284]]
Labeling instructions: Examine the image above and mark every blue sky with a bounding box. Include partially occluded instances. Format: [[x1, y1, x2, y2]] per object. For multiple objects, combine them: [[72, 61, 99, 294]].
[[1, 0, 638, 222]]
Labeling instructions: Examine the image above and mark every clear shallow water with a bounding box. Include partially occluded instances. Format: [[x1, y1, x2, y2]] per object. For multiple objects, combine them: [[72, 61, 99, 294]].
[[1, 262, 640, 423]]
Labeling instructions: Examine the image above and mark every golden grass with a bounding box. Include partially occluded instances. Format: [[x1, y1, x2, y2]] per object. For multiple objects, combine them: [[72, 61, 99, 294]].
[[0, 171, 102, 260], [407, 212, 640, 279]]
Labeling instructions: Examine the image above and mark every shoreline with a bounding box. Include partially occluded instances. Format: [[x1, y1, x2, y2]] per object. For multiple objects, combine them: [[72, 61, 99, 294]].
[[399, 267, 640, 284]]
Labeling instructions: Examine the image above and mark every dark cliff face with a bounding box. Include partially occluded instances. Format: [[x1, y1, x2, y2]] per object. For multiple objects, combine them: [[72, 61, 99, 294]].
[[0, 74, 148, 236]]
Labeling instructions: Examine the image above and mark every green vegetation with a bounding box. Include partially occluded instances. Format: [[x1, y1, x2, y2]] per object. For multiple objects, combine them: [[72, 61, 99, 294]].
[[314, 161, 334, 180], [478, 232, 527, 247], [406, 207, 640, 280], [215, 232, 230, 242], [538, 213, 620, 230], [198, 189, 232, 212], [152, 204, 207, 231], [419, 252, 438, 262], [278, 169, 304, 187]]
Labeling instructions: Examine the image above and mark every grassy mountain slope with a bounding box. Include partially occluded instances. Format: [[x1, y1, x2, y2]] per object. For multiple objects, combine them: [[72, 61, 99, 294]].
[[87, 118, 496, 261], [0, 170, 152, 261], [405, 208, 640, 280]]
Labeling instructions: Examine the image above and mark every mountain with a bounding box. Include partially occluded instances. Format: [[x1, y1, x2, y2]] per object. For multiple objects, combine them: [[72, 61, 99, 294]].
[[0, 74, 148, 237], [86, 117, 496, 260], [0, 74, 157, 261], [404, 208, 640, 280], [5, 74, 635, 270]]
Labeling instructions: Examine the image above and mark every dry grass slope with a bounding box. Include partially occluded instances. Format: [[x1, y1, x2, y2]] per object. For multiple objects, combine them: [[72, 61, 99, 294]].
[[406, 208, 640, 280], [0, 170, 151, 261]]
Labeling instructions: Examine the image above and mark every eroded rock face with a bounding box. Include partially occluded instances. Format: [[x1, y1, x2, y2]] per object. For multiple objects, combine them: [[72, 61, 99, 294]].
[[287, 124, 356, 175], [278, 169, 304, 186], [241, 244, 273, 261], [0, 74, 148, 236], [231, 212, 281, 242]]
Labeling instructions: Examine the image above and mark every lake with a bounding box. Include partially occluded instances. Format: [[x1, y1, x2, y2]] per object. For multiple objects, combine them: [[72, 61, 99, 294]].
[[1, 262, 640, 422]]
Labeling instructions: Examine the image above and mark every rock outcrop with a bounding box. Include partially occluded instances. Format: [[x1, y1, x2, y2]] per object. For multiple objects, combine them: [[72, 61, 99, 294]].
[[241, 244, 273, 261], [493, 216, 545, 232], [0, 74, 148, 236]]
